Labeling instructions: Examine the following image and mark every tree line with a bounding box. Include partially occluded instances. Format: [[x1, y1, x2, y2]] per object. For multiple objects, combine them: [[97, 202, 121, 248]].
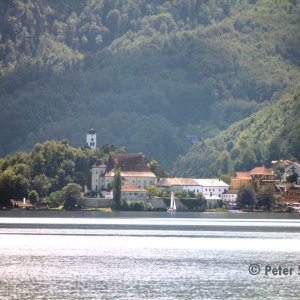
[[0, 0, 299, 172], [0, 140, 116, 208]]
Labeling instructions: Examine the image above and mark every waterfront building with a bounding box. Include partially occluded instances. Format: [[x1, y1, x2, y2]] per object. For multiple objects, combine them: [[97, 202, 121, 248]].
[[156, 177, 229, 198], [91, 153, 156, 191]]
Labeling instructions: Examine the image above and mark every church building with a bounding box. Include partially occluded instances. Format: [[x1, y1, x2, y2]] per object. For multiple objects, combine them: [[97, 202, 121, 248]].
[[91, 153, 157, 191], [86, 128, 96, 150]]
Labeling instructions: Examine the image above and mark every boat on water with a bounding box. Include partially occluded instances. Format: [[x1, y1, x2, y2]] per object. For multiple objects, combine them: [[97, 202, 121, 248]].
[[167, 191, 176, 213]]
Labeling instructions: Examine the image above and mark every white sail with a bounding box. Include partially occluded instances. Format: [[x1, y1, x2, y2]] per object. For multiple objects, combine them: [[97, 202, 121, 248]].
[[168, 191, 176, 212], [172, 192, 176, 210]]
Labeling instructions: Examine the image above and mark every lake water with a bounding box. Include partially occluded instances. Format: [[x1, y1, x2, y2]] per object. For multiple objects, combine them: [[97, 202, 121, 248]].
[[1, 211, 300, 299]]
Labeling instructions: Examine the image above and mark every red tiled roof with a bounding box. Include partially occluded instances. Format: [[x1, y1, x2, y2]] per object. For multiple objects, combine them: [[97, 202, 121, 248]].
[[233, 172, 251, 179], [106, 171, 156, 178], [250, 166, 273, 175], [106, 153, 150, 173], [121, 184, 147, 193]]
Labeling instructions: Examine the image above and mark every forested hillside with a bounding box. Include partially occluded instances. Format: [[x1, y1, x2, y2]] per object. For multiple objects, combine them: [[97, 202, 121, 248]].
[[0, 0, 299, 170], [0, 140, 125, 206], [173, 86, 300, 177]]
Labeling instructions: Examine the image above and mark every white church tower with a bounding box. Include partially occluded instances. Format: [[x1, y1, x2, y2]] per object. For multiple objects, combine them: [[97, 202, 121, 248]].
[[86, 128, 96, 150]]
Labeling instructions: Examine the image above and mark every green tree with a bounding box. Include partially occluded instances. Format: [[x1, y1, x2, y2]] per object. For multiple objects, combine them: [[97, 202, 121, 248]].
[[237, 186, 257, 211], [0, 169, 16, 207], [46, 190, 64, 208], [257, 187, 276, 211], [149, 160, 169, 178], [32, 174, 52, 198], [219, 174, 231, 185], [147, 185, 160, 197], [113, 169, 122, 209], [174, 190, 189, 198], [28, 190, 39, 205], [62, 183, 83, 210], [13, 174, 29, 200], [196, 192, 206, 201]]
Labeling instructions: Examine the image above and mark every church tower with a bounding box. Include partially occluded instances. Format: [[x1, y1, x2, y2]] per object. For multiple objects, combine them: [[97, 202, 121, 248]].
[[86, 128, 96, 150]]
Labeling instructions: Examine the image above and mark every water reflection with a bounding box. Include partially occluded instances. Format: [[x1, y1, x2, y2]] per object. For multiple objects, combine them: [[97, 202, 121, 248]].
[[1, 214, 300, 299]]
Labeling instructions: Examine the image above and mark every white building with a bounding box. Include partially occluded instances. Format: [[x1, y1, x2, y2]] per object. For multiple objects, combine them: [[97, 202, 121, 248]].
[[121, 184, 148, 201], [205, 194, 222, 209], [91, 153, 157, 191], [91, 162, 107, 191], [222, 189, 238, 209], [156, 178, 229, 199], [86, 128, 96, 150], [156, 178, 202, 194], [196, 179, 230, 198]]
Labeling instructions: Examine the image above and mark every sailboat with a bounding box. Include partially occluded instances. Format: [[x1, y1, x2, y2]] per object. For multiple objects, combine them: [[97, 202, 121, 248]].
[[167, 191, 176, 213]]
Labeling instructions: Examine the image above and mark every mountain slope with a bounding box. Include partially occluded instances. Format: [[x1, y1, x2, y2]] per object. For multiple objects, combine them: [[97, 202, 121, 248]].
[[173, 86, 300, 177], [0, 0, 299, 169]]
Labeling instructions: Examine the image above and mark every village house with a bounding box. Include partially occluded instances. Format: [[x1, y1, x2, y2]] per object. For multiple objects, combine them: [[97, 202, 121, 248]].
[[231, 166, 277, 191], [156, 178, 229, 197], [156, 178, 202, 194], [91, 153, 157, 192], [196, 179, 229, 208], [231, 172, 252, 189], [283, 162, 300, 182], [156, 177, 229, 208], [121, 184, 148, 201], [271, 160, 300, 181], [274, 183, 300, 204], [221, 189, 238, 209], [196, 179, 229, 198]]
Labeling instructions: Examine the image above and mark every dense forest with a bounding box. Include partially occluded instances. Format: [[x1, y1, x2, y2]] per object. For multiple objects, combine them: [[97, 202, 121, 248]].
[[0, 0, 299, 172], [173, 87, 300, 177], [0, 140, 124, 206], [0, 139, 169, 207]]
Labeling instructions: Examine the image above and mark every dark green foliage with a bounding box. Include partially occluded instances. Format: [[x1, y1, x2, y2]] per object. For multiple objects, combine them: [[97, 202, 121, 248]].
[[286, 173, 299, 184], [180, 198, 206, 211], [256, 187, 276, 211], [62, 183, 83, 210], [149, 160, 169, 178], [46, 190, 64, 208], [28, 190, 39, 205], [0, 139, 125, 201], [121, 200, 152, 211], [173, 87, 300, 177], [237, 186, 257, 211], [0, 0, 299, 172], [113, 169, 122, 209], [0, 170, 17, 206]]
